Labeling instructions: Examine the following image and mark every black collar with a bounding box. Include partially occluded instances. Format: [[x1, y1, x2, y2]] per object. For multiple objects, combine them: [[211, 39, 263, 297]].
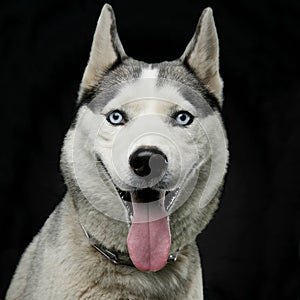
[[80, 222, 179, 268]]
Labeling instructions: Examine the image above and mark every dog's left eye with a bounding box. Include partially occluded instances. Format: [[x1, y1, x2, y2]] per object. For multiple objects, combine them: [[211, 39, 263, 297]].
[[107, 110, 127, 125], [173, 111, 194, 126]]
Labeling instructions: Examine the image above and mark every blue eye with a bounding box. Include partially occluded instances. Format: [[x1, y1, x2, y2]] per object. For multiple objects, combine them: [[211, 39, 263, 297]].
[[107, 110, 127, 125], [173, 111, 194, 126]]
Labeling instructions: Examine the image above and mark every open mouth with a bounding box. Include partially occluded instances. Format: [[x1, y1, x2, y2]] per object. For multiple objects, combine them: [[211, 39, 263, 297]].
[[124, 188, 180, 272], [115, 186, 181, 272]]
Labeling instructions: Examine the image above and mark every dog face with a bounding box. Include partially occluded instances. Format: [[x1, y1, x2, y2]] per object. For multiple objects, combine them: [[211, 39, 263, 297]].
[[61, 4, 228, 272], [93, 75, 207, 190]]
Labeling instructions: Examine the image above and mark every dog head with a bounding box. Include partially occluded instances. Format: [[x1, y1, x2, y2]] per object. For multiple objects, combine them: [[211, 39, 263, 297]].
[[61, 4, 228, 272]]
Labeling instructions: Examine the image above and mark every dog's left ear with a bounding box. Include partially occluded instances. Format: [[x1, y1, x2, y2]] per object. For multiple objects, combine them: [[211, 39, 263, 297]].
[[79, 4, 127, 100], [180, 8, 223, 106]]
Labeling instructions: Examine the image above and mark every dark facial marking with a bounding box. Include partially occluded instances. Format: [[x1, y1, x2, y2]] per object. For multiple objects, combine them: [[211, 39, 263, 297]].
[[156, 60, 221, 116]]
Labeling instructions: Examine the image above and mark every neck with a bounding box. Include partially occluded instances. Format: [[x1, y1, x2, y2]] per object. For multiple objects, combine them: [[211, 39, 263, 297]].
[[79, 221, 179, 268], [71, 192, 130, 253], [73, 192, 180, 267]]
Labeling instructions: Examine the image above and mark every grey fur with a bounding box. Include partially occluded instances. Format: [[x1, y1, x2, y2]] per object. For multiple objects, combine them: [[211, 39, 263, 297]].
[[157, 60, 221, 114], [82, 58, 145, 112], [6, 4, 228, 300]]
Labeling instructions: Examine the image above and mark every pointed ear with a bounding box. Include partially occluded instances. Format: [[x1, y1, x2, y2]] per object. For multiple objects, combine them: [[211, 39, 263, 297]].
[[180, 8, 223, 105], [79, 4, 126, 100]]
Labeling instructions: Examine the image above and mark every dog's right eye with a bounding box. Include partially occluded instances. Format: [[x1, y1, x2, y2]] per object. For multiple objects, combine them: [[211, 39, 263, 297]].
[[106, 110, 127, 126]]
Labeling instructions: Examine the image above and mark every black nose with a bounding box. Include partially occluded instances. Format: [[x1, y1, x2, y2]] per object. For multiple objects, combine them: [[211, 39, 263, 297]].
[[129, 147, 168, 178]]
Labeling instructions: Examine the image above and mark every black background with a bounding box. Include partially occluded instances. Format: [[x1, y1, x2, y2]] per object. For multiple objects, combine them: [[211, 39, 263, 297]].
[[0, 0, 299, 299]]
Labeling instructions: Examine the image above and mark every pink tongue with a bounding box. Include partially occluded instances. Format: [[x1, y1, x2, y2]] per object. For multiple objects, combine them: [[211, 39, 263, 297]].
[[127, 194, 171, 272]]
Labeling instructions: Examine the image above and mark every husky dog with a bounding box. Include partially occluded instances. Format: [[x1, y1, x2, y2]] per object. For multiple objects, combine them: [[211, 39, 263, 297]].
[[6, 4, 228, 300]]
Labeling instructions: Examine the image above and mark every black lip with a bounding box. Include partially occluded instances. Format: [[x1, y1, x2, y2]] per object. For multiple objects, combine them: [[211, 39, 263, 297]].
[[116, 187, 133, 219]]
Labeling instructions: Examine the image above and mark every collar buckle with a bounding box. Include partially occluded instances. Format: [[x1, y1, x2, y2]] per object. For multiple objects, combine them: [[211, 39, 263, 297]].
[[92, 243, 119, 264], [80, 222, 119, 264]]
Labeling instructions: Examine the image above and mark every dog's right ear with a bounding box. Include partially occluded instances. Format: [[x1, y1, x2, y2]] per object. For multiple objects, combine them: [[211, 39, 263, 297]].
[[180, 8, 223, 106], [78, 4, 126, 101]]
